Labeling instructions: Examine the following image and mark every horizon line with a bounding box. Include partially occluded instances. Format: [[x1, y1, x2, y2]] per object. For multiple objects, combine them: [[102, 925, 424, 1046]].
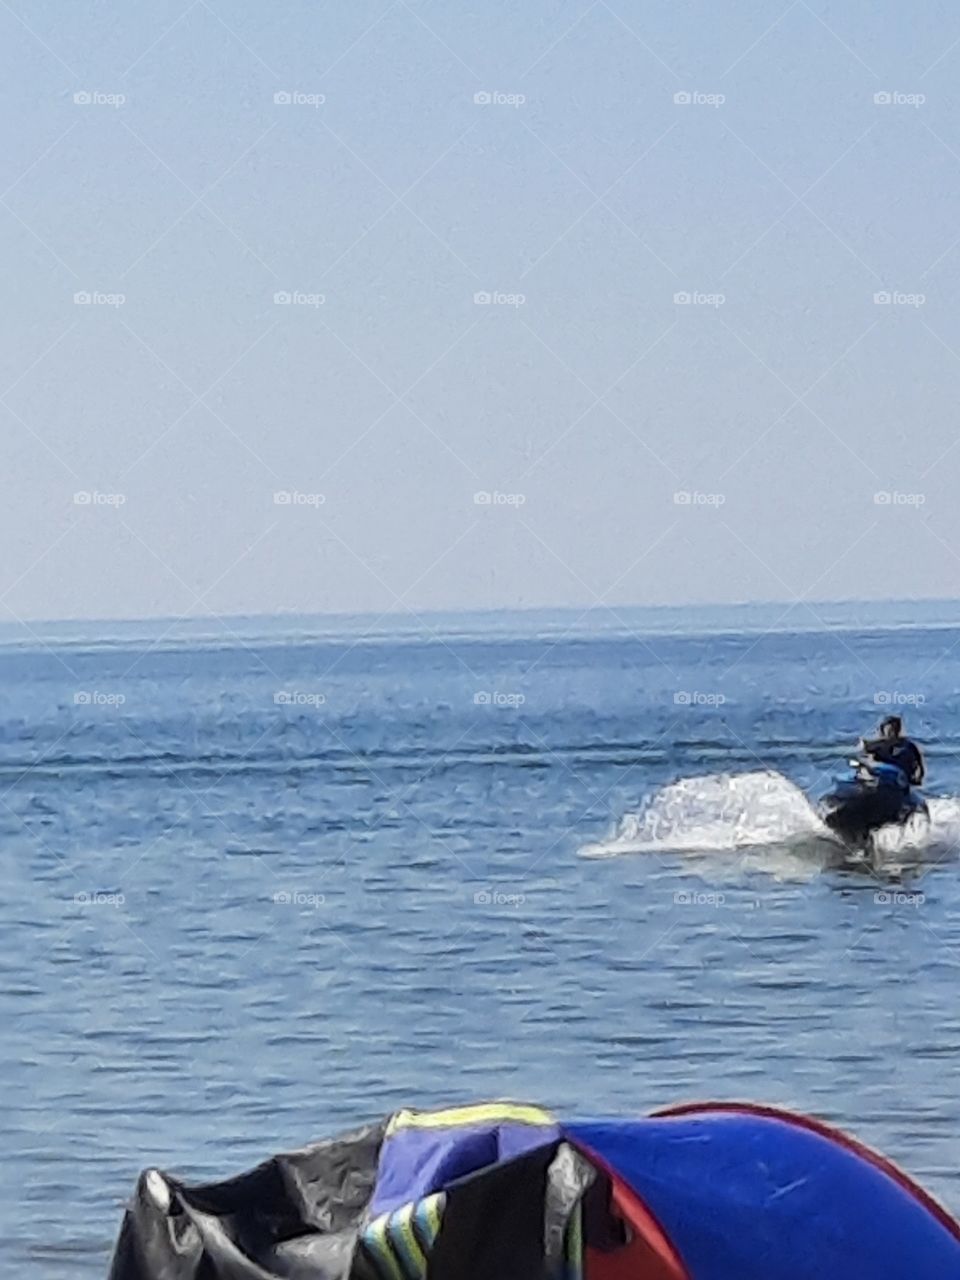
[[3, 594, 958, 635]]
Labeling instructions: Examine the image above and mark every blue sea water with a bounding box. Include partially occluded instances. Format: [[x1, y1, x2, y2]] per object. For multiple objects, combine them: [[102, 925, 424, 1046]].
[[4, 602, 960, 1275]]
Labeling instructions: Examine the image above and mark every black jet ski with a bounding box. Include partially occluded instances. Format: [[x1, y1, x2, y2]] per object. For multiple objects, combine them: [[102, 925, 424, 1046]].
[[818, 758, 929, 847]]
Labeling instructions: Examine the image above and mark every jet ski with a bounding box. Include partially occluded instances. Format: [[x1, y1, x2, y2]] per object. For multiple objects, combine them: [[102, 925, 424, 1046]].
[[818, 757, 928, 847]]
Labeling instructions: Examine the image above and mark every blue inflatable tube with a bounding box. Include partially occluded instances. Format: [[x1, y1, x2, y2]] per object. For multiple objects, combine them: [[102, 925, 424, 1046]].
[[567, 1104, 960, 1280]]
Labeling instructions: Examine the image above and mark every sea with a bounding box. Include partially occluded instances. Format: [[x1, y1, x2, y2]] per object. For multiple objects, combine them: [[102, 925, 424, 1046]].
[[4, 599, 960, 1275]]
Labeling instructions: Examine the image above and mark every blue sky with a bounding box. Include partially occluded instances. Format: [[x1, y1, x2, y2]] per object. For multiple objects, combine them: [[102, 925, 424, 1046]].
[[3, 0, 960, 622]]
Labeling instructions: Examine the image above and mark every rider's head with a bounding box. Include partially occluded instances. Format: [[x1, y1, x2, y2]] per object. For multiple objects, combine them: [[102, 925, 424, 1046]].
[[880, 714, 902, 739]]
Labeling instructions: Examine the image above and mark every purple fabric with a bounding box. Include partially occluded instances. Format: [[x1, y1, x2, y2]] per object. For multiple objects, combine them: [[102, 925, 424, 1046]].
[[370, 1117, 560, 1215]]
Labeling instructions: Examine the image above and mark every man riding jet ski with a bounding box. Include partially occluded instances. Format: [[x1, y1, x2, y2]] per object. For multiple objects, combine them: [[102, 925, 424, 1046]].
[[819, 715, 927, 847], [861, 714, 925, 786]]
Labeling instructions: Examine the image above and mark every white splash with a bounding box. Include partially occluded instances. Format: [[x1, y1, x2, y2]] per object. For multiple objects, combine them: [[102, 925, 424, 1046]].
[[580, 770, 824, 859], [871, 795, 960, 862], [580, 771, 960, 877]]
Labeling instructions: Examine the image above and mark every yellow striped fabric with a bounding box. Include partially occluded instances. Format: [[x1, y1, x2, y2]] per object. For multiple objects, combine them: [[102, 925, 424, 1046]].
[[386, 1102, 555, 1135], [359, 1191, 446, 1280]]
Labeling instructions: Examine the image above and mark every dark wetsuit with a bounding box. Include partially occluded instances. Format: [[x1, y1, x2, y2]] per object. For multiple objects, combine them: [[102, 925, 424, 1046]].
[[863, 736, 925, 786]]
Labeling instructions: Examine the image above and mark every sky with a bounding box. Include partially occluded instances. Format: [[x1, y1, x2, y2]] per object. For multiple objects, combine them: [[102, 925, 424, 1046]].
[[3, 0, 960, 624]]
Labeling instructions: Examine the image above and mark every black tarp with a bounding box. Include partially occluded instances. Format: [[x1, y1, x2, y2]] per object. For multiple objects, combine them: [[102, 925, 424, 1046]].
[[107, 1114, 614, 1280], [108, 1121, 386, 1280]]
